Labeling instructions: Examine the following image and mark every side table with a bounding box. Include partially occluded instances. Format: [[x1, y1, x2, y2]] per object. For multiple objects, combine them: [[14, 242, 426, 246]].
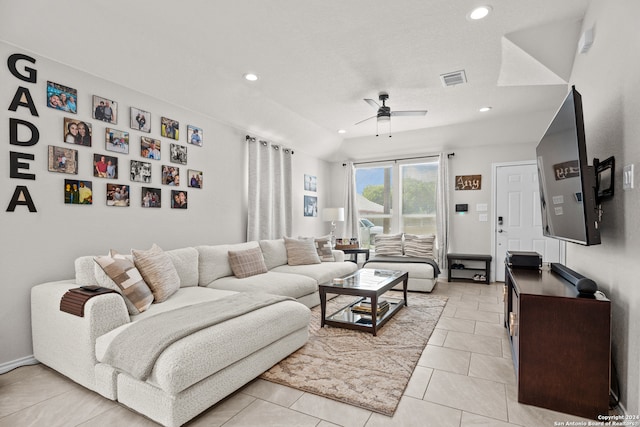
[[340, 248, 370, 264]]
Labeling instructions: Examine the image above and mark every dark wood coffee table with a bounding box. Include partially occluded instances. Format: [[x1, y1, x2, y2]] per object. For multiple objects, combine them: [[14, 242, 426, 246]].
[[319, 269, 408, 336]]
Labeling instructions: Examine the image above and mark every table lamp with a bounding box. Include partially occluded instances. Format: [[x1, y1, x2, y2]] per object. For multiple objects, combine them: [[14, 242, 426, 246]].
[[322, 207, 344, 247]]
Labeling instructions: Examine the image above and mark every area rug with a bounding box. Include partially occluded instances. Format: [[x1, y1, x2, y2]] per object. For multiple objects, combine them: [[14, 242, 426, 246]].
[[260, 292, 448, 416]]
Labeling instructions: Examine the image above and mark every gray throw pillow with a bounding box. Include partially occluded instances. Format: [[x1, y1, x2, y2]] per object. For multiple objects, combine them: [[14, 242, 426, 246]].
[[404, 234, 436, 258], [374, 234, 403, 256]]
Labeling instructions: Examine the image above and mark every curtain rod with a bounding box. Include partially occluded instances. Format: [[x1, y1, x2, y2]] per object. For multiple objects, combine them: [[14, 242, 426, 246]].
[[344, 152, 454, 166], [245, 135, 294, 154]]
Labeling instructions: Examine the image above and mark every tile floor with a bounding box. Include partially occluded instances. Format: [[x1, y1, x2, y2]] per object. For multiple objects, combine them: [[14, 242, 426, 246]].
[[0, 280, 612, 426]]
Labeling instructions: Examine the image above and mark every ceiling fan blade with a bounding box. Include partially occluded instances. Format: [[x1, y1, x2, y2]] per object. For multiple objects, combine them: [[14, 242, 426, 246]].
[[354, 115, 377, 125], [391, 110, 428, 117], [364, 98, 380, 109]]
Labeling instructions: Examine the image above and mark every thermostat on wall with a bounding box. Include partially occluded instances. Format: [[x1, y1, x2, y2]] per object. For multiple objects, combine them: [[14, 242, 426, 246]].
[[455, 204, 468, 213]]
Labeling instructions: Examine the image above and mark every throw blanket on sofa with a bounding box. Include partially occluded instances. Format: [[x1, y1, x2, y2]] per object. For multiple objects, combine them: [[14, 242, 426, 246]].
[[364, 256, 441, 276], [102, 292, 291, 380]]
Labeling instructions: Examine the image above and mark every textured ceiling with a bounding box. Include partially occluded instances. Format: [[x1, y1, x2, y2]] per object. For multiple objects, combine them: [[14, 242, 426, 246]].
[[0, 0, 590, 161]]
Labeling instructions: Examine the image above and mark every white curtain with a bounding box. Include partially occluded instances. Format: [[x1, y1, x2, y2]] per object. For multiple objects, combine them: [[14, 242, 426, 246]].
[[342, 161, 360, 240], [436, 153, 450, 268], [247, 138, 292, 241]]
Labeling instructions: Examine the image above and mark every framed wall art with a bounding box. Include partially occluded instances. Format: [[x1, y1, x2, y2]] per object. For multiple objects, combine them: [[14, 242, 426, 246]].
[[130, 107, 151, 133], [171, 190, 188, 209], [63, 118, 92, 146], [130, 160, 152, 183], [304, 195, 317, 217], [170, 143, 187, 165], [64, 179, 92, 204], [162, 165, 180, 186], [187, 169, 202, 188], [304, 174, 317, 192], [141, 136, 161, 160], [92, 95, 118, 124], [106, 184, 130, 207], [105, 128, 129, 154], [93, 153, 118, 179], [141, 187, 161, 208], [161, 117, 179, 140], [187, 125, 203, 146], [48, 145, 78, 175], [47, 81, 77, 114]]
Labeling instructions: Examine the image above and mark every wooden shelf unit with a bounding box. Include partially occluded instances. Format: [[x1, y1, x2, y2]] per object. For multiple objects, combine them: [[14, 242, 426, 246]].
[[447, 253, 492, 284]]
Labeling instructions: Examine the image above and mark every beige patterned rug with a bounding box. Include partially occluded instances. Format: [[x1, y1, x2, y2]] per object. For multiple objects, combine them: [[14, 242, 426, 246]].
[[260, 292, 447, 416]]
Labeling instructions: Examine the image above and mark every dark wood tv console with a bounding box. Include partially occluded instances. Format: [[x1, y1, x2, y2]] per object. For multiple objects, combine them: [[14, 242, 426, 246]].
[[504, 265, 611, 419]]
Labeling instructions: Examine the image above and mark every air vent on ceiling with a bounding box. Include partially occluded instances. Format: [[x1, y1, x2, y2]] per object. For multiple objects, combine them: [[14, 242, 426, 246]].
[[440, 70, 467, 87]]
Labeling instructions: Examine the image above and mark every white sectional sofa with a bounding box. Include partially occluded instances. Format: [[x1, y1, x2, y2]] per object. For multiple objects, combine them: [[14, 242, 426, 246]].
[[31, 238, 357, 427]]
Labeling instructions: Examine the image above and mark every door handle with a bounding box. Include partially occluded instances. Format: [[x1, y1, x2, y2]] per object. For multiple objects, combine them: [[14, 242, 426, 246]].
[[498, 229, 505, 233]]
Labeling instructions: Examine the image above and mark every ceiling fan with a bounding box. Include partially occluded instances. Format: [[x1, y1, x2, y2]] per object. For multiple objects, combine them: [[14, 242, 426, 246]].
[[355, 92, 428, 136]]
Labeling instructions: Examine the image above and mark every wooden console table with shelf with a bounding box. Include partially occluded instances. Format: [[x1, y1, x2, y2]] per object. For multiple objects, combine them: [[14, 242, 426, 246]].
[[504, 266, 611, 419]]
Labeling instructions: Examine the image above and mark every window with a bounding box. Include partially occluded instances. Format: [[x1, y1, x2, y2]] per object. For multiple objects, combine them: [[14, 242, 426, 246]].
[[356, 159, 438, 248]]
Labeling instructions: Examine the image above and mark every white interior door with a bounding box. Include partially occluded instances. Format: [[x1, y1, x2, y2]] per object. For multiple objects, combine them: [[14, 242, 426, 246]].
[[494, 162, 562, 281]]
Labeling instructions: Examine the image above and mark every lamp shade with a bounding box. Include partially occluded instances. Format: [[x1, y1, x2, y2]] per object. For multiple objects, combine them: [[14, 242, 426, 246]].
[[322, 207, 344, 222]]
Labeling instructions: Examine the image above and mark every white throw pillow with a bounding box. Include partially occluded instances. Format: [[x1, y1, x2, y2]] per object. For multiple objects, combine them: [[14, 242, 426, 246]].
[[284, 237, 321, 266]]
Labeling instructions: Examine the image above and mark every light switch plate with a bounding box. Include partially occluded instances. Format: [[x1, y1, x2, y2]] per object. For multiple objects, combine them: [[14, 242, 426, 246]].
[[623, 164, 634, 190], [476, 203, 488, 212], [478, 213, 488, 222]]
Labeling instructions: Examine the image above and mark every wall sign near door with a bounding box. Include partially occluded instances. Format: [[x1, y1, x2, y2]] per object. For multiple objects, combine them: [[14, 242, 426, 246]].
[[455, 174, 481, 190]]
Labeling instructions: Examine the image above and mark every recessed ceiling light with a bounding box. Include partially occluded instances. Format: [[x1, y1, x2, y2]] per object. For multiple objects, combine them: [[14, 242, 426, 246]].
[[338, 129, 347, 134], [468, 5, 492, 20], [479, 106, 492, 112], [243, 73, 259, 81]]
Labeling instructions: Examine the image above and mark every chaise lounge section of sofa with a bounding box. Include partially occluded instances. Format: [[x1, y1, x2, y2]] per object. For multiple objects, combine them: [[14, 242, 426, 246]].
[[31, 238, 357, 427]]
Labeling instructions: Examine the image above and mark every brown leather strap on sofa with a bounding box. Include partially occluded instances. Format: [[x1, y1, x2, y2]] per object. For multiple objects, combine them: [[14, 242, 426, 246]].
[[60, 287, 118, 317]]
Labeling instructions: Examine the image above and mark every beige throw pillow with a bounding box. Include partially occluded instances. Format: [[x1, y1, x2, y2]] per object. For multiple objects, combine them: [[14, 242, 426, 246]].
[[132, 244, 180, 303], [314, 236, 335, 262], [228, 246, 269, 278], [404, 234, 436, 258], [94, 250, 154, 314], [374, 234, 403, 256], [284, 237, 321, 266]]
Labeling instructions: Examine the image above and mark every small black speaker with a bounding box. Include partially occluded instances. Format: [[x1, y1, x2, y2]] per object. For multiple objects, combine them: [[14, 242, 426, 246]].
[[576, 278, 598, 294]]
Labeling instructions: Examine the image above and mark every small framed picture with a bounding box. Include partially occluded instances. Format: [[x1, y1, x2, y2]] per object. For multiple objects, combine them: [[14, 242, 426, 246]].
[[141, 187, 161, 208], [130, 160, 152, 183], [47, 81, 77, 114], [93, 153, 119, 179], [140, 136, 161, 160], [130, 107, 151, 133], [64, 179, 92, 204], [187, 169, 203, 188], [92, 95, 118, 124], [304, 195, 318, 217], [162, 165, 180, 186], [105, 128, 129, 154], [304, 174, 317, 192], [48, 145, 78, 174], [187, 125, 203, 146], [161, 117, 179, 140], [171, 190, 188, 209], [106, 184, 130, 207], [170, 143, 187, 165], [63, 118, 92, 147]]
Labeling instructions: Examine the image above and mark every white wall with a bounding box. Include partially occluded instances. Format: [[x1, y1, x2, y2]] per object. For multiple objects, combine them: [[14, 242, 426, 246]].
[[565, 0, 640, 414], [0, 41, 330, 368]]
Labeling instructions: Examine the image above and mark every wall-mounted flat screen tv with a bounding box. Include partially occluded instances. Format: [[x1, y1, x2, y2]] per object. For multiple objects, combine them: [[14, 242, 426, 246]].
[[536, 86, 601, 246]]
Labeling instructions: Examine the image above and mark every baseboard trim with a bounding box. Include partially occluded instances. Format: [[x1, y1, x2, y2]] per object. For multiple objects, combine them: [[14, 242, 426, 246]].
[[0, 355, 39, 375]]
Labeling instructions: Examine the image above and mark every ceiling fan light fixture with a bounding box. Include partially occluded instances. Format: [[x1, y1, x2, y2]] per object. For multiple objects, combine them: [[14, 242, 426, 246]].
[[377, 115, 391, 123], [468, 5, 492, 20]]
